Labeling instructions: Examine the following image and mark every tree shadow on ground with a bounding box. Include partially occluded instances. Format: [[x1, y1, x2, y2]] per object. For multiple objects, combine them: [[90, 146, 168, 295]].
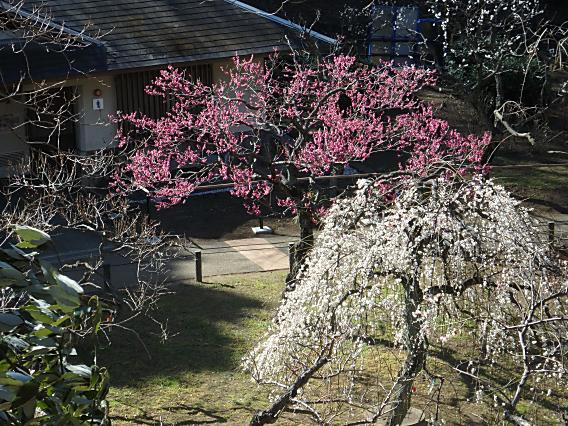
[[95, 281, 265, 387], [113, 404, 228, 425], [150, 193, 253, 239], [430, 344, 568, 417]]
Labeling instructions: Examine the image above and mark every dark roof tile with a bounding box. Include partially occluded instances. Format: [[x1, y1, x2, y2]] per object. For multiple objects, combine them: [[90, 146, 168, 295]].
[[21, 0, 302, 71]]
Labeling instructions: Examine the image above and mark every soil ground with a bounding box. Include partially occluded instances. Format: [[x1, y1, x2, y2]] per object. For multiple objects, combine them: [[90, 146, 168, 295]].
[[422, 88, 568, 211]]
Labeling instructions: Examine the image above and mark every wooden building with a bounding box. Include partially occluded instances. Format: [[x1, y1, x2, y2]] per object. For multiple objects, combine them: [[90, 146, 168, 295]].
[[0, 0, 333, 175]]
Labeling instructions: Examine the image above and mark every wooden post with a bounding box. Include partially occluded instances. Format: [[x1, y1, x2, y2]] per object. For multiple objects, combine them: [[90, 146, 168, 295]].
[[259, 217, 264, 229], [548, 222, 555, 246], [195, 250, 203, 283], [288, 242, 295, 273]]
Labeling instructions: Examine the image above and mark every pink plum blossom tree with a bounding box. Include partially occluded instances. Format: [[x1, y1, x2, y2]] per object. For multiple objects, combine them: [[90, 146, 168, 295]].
[[116, 54, 491, 284]]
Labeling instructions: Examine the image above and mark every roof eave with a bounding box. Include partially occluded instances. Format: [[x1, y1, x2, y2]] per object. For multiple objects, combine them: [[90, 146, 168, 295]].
[[106, 44, 294, 71], [0, 0, 104, 46], [224, 0, 337, 46]]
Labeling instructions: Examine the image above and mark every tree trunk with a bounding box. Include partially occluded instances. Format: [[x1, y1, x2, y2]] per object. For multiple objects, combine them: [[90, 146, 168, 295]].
[[285, 209, 314, 292], [249, 354, 329, 426], [386, 278, 426, 426], [494, 72, 504, 127]]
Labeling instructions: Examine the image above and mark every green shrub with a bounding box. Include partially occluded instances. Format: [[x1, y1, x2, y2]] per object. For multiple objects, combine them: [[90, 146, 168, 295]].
[[0, 226, 110, 425]]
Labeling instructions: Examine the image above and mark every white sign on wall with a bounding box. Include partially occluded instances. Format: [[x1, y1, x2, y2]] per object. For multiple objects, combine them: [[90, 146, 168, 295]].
[[93, 98, 104, 111]]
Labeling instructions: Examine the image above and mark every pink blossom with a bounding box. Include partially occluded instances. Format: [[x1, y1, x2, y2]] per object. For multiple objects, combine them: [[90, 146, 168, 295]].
[[116, 54, 491, 218]]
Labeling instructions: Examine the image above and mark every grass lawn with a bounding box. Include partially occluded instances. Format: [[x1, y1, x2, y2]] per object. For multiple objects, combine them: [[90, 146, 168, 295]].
[[490, 141, 568, 211], [492, 164, 568, 193], [97, 271, 297, 425], [96, 271, 568, 425]]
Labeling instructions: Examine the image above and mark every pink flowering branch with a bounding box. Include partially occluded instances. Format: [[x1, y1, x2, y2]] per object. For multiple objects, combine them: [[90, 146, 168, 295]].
[[116, 54, 491, 221]]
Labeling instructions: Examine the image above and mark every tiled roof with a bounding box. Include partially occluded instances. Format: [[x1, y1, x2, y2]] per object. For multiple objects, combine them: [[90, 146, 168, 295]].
[[21, 0, 326, 71]]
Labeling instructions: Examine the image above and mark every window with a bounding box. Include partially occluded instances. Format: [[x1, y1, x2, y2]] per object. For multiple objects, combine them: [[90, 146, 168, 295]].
[[368, 5, 420, 63], [114, 64, 213, 119]]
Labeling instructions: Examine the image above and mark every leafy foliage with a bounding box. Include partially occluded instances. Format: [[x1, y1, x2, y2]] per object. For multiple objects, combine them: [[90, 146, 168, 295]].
[[0, 227, 110, 425]]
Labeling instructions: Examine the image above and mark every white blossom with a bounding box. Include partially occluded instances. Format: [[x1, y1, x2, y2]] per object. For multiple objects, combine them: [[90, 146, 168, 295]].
[[245, 176, 568, 424]]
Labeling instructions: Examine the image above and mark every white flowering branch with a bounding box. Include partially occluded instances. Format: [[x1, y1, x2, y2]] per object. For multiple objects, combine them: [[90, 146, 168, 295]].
[[244, 174, 568, 425]]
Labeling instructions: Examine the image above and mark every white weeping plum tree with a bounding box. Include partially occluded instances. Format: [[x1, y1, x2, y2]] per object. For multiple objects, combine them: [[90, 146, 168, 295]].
[[426, 0, 543, 100], [425, 0, 560, 145], [244, 174, 568, 425]]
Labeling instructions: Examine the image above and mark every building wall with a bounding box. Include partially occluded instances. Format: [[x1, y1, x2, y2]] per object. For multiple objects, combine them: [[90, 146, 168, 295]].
[[212, 57, 234, 82], [74, 75, 118, 152], [211, 55, 267, 82], [211, 55, 268, 133], [13, 75, 119, 154], [0, 54, 268, 159], [75, 57, 255, 152], [0, 30, 17, 40]]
